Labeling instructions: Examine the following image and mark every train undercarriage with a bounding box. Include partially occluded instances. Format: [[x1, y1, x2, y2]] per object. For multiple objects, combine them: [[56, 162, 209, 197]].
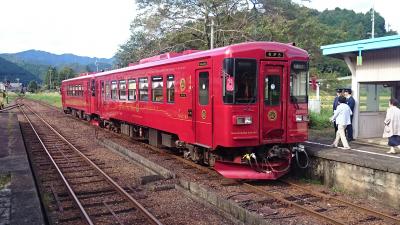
[[64, 107, 307, 180]]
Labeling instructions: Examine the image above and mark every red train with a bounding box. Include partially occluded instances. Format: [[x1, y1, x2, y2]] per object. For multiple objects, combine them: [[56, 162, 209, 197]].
[[61, 42, 309, 180]]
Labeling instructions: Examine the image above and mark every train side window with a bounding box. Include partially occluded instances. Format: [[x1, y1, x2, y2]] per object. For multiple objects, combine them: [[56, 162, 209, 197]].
[[167, 75, 174, 103], [128, 79, 137, 101], [79, 85, 83, 96], [111, 81, 117, 100], [139, 78, 148, 101], [119, 80, 127, 100], [105, 82, 110, 99], [91, 79, 96, 96], [199, 72, 209, 105], [101, 81, 104, 98], [152, 76, 163, 102], [72, 86, 76, 96], [264, 75, 280, 106]]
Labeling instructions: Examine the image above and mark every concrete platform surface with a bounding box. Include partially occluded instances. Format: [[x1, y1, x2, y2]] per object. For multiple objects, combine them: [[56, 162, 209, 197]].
[[0, 112, 45, 225], [305, 139, 400, 175]]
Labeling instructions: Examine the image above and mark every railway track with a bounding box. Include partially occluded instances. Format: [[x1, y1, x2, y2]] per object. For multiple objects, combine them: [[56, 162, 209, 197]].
[[18, 103, 163, 225], [23, 98, 400, 225]]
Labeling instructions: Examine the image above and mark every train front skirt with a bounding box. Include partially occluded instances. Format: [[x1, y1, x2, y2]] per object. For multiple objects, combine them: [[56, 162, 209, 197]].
[[214, 157, 291, 180]]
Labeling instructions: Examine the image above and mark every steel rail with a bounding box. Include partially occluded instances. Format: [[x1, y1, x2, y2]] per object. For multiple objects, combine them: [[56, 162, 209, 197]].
[[23, 104, 163, 225], [27, 98, 400, 224], [0, 104, 22, 112], [18, 105, 95, 225], [281, 179, 400, 224], [242, 183, 346, 225]]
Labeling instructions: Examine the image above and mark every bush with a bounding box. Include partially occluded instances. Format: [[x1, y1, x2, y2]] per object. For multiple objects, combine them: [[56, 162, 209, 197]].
[[309, 108, 332, 129]]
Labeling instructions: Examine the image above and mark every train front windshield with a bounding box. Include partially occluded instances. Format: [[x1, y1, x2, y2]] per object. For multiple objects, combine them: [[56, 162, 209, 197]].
[[223, 58, 257, 104], [290, 61, 308, 103]]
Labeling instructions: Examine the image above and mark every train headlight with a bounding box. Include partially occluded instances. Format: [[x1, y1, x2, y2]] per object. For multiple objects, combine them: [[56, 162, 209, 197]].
[[236, 116, 252, 125], [295, 115, 303, 122]]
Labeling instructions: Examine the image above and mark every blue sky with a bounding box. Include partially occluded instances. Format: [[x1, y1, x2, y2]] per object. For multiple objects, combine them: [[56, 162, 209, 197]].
[[0, 0, 397, 58]]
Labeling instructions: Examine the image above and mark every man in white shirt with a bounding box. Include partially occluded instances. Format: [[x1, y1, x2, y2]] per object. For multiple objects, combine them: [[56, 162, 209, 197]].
[[330, 96, 352, 149]]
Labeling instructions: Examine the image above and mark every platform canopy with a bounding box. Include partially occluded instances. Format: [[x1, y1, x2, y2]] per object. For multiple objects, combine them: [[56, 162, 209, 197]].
[[321, 34, 400, 58]]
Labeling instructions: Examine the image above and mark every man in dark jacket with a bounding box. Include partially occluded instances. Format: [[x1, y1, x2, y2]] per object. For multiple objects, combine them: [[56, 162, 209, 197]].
[[344, 88, 355, 141], [332, 88, 342, 134]]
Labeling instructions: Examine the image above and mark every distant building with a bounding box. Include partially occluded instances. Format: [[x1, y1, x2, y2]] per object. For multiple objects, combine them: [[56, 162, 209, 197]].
[[321, 34, 400, 139], [6, 83, 22, 92]]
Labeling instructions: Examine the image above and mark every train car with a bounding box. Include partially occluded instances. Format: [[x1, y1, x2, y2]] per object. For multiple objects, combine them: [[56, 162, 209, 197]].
[[61, 42, 309, 180], [61, 74, 93, 120]]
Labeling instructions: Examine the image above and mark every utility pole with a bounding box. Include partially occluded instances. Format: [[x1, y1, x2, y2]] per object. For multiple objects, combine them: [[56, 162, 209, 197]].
[[371, 1, 375, 38], [49, 68, 52, 90], [210, 18, 214, 49]]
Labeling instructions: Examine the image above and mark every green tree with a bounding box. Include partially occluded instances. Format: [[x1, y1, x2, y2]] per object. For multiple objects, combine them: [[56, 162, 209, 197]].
[[27, 80, 38, 93], [44, 67, 58, 90], [115, 0, 397, 77], [58, 67, 75, 84]]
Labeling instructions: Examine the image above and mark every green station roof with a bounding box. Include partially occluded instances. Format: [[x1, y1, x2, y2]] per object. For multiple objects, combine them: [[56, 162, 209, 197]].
[[321, 34, 400, 57]]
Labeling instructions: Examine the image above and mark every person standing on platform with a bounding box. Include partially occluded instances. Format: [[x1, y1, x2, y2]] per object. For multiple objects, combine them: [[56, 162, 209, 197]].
[[332, 88, 342, 134], [383, 98, 400, 154], [344, 89, 355, 141], [330, 96, 352, 149]]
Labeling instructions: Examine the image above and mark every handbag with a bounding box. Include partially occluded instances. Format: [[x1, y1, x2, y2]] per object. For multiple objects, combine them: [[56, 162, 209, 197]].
[[384, 124, 391, 133]]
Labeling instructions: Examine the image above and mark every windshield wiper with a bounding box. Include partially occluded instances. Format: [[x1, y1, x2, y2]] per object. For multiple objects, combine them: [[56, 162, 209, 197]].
[[291, 96, 300, 109]]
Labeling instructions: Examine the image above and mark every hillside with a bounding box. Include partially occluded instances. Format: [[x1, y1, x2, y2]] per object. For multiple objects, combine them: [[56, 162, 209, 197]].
[[0, 57, 39, 84], [0, 50, 114, 82]]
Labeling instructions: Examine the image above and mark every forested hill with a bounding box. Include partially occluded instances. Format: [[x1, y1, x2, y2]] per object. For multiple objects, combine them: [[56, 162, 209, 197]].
[[1, 50, 113, 67], [115, 0, 397, 77], [0, 50, 114, 83], [0, 57, 39, 84]]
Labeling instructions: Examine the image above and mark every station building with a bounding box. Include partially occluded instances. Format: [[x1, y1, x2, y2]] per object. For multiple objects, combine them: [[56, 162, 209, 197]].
[[321, 35, 400, 139]]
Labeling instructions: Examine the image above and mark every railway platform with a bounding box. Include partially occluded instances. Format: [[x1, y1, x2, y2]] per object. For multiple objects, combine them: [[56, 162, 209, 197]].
[[0, 111, 45, 225], [302, 136, 400, 210]]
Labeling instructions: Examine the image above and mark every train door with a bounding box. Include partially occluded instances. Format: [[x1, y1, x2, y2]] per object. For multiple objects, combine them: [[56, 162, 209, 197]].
[[98, 80, 104, 114], [260, 62, 286, 143], [194, 69, 212, 147], [90, 79, 97, 114]]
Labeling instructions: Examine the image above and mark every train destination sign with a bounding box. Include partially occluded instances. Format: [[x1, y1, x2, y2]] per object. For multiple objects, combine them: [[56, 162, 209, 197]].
[[266, 51, 284, 58]]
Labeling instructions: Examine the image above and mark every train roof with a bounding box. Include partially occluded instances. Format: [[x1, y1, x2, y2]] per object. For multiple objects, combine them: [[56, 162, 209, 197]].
[[62, 42, 308, 83]]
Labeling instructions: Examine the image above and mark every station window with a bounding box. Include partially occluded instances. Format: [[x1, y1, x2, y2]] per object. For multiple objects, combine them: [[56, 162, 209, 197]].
[[119, 80, 127, 100], [359, 83, 392, 112], [139, 78, 148, 101], [199, 72, 209, 105], [152, 76, 163, 102], [105, 82, 110, 99], [128, 79, 137, 101], [167, 75, 175, 103], [111, 81, 117, 99]]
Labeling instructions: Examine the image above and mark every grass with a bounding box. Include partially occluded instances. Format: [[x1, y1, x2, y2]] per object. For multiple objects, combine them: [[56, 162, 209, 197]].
[[0, 174, 11, 190], [309, 108, 332, 129], [25, 92, 62, 108], [298, 178, 323, 185]]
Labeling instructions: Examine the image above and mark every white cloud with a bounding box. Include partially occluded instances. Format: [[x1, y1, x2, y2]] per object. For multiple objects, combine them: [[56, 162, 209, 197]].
[[294, 0, 399, 34], [0, 0, 136, 58]]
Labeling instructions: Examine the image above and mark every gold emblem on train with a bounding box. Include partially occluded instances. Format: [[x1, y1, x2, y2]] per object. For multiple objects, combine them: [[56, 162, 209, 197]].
[[268, 110, 277, 121], [180, 78, 186, 92], [201, 109, 207, 119]]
